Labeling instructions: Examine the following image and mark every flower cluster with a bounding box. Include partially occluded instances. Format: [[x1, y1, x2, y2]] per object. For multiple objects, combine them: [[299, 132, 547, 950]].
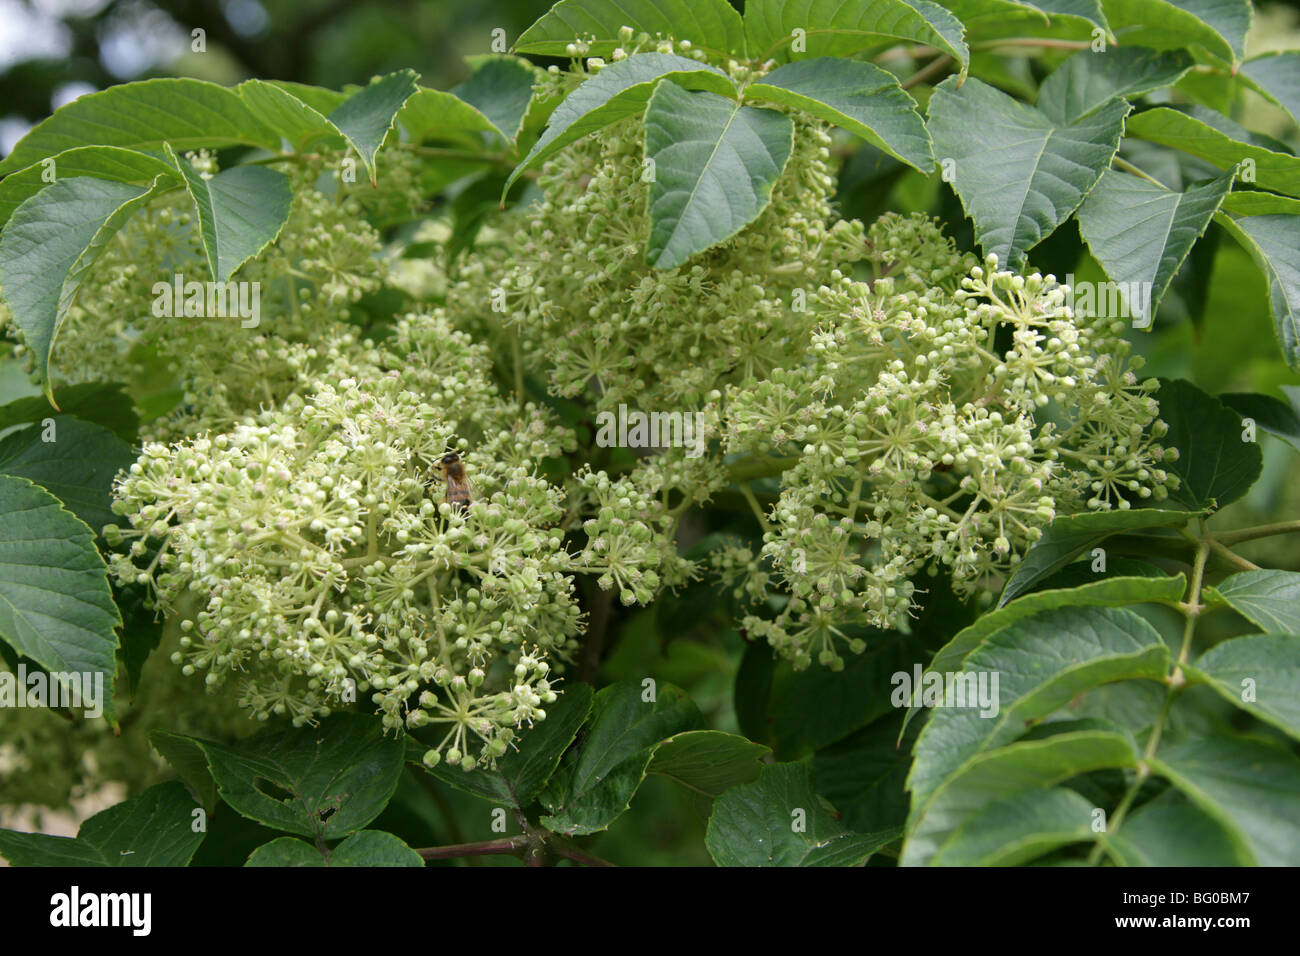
[[719, 215, 1177, 667], [105, 309, 605, 767]]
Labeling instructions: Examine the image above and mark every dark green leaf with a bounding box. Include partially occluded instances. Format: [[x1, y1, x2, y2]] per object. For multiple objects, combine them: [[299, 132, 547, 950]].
[[245, 830, 423, 867], [0, 383, 138, 442], [643, 82, 793, 269], [927, 76, 1128, 268], [1105, 790, 1253, 865], [647, 730, 770, 797], [1156, 378, 1263, 510], [1037, 47, 1194, 124], [1220, 390, 1300, 453], [0, 782, 203, 866], [188, 713, 405, 840], [745, 58, 933, 172], [1214, 214, 1300, 370], [706, 760, 895, 866], [451, 56, 540, 142]]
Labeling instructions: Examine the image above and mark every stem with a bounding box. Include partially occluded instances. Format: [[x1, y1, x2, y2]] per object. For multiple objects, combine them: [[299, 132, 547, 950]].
[[549, 834, 617, 867], [903, 53, 953, 90], [1216, 519, 1300, 545], [738, 483, 773, 533], [1090, 526, 1211, 865], [1208, 539, 1260, 572], [1112, 156, 1167, 188], [971, 38, 1095, 51], [416, 836, 529, 861]]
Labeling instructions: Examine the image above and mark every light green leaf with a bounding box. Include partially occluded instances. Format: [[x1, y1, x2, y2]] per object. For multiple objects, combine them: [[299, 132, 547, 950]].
[[452, 56, 541, 142], [515, 0, 748, 59], [1220, 191, 1300, 217], [422, 682, 594, 807], [643, 82, 793, 269], [1213, 214, 1300, 370], [1204, 570, 1300, 634], [907, 605, 1168, 812], [1127, 107, 1300, 199], [1105, 790, 1253, 865], [0, 474, 119, 722], [939, 0, 1108, 40], [0, 78, 278, 177], [999, 509, 1191, 606], [0, 176, 164, 398], [187, 713, 406, 840], [1186, 633, 1300, 741], [235, 80, 346, 153], [902, 730, 1138, 865], [0, 416, 135, 535], [0, 146, 177, 229], [1156, 378, 1263, 510], [1076, 168, 1233, 326], [927, 76, 1128, 268], [647, 730, 770, 797], [396, 88, 502, 146], [164, 144, 292, 283], [1149, 735, 1300, 866], [931, 787, 1095, 865], [706, 760, 896, 866], [245, 830, 423, 867], [743, 0, 969, 73], [326, 69, 421, 185], [504, 52, 735, 196], [745, 58, 934, 172], [1240, 51, 1300, 128], [1101, 0, 1251, 66], [0, 782, 203, 866], [1038, 47, 1194, 125], [540, 680, 703, 835]]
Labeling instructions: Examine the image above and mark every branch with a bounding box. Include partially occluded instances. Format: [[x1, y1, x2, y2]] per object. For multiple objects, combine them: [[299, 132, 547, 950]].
[[416, 835, 528, 861]]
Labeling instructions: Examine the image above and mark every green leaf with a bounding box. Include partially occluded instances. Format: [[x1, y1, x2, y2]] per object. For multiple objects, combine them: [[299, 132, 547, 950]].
[[999, 508, 1191, 606], [1220, 390, 1300, 453], [1156, 378, 1263, 510], [1105, 790, 1253, 865], [1101, 0, 1251, 66], [0, 383, 139, 442], [647, 730, 770, 797], [1204, 570, 1300, 634], [451, 56, 540, 143], [927, 76, 1128, 268], [504, 52, 735, 197], [907, 605, 1168, 812], [745, 58, 934, 172], [539, 680, 703, 835], [0, 782, 203, 866], [1220, 191, 1300, 218], [1149, 735, 1300, 866], [1186, 633, 1300, 741], [742, 0, 969, 73], [515, 0, 748, 59], [187, 713, 406, 840], [930, 787, 1096, 865], [235, 80, 346, 154], [643, 83, 793, 269], [706, 760, 896, 866], [1240, 51, 1300, 128], [1076, 168, 1233, 327], [326, 70, 421, 185], [1213, 214, 1300, 370], [150, 730, 219, 811], [245, 830, 423, 867], [1038, 47, 1194, 125], [0, 416, 135, 535], [0, 146, 178, 229], [163, 145, 292, 283], [0, 176, 164, 398], [813, 711, 917, 832], [1127, 107, 1300, 199], [0, 474, 119, 722], [396, 88, 502, 146], [901, 730, 1138, 865], [423, 682, 594, 807], [921, 573, 1185, 717], [0, 78, 278, 177]]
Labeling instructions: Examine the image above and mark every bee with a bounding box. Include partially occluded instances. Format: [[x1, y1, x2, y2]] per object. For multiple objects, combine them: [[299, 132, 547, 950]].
[[433, 451, 474, 512]]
